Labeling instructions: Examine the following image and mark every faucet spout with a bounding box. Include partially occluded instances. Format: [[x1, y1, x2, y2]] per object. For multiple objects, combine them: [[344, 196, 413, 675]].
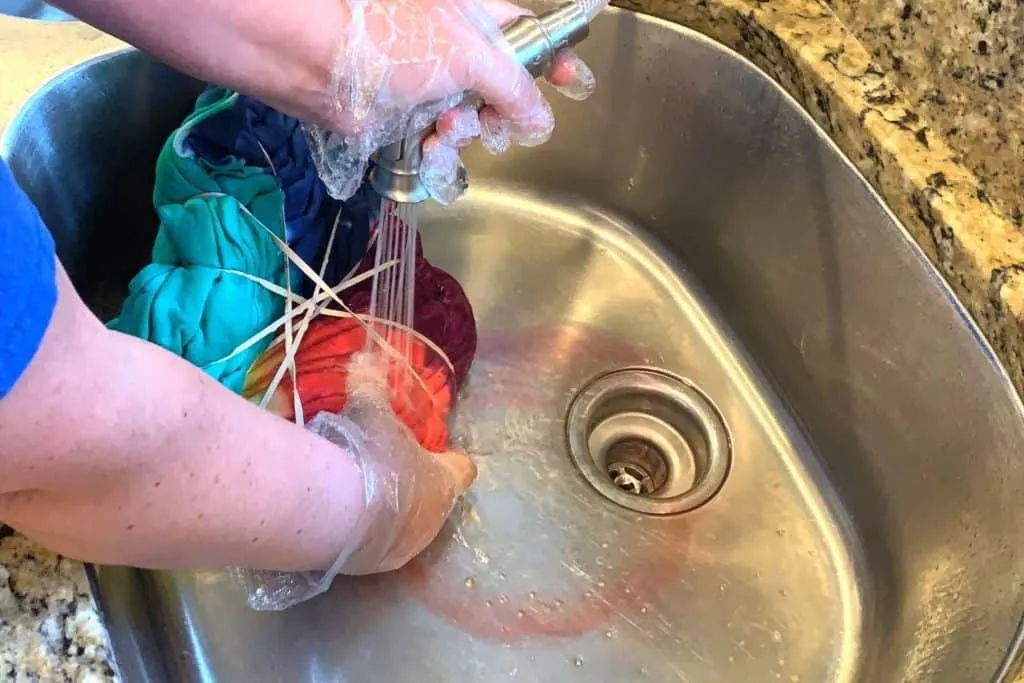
[[367, 1, 597, 205]]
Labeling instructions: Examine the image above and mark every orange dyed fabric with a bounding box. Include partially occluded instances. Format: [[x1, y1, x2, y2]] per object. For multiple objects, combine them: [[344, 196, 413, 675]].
[[243, 218, 477, 453], [242, 316, 455, 452]]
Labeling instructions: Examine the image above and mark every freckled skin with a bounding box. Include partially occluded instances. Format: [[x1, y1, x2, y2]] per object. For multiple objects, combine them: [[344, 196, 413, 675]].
[[0, 263, 368, 572]]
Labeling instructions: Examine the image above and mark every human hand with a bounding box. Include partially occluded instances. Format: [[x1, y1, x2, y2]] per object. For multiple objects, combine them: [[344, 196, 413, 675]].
[[306, 0, 596, 203], [307, 351, 477, 575]]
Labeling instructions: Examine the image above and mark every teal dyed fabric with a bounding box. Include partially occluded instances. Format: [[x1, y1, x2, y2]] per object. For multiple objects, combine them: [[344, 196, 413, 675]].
[[109, 89, 287, 393]]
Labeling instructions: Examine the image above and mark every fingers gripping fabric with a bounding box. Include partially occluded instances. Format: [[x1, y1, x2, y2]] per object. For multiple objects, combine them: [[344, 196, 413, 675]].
[[233, 352, 462, 610]]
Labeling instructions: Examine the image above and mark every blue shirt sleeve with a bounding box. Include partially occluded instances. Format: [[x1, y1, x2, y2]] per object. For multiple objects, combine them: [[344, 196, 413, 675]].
[[0, 157, 57, 400]]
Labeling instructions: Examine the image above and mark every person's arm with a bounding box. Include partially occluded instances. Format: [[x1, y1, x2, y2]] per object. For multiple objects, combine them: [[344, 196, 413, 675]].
[[2, 0, 565, 575], [0, 258, 475, 573], [49, 0, 594, 204], [0, 261, 368, 572], [48, 0, 343, 131], [48, 0, 560, 134]]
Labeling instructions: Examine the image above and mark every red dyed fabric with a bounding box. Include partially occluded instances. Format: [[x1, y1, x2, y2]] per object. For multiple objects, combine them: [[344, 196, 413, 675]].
[[243, 316, 454, 452], [342, 231, 477, 389], [242, 222, 477, 452]]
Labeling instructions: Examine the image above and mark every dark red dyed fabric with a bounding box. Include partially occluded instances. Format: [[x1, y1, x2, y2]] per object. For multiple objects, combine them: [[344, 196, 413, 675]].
[[342, 231, 477, 388]]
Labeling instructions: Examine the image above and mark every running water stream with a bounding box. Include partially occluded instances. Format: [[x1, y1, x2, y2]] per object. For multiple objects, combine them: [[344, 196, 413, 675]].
[[366, 197, 423, 410]]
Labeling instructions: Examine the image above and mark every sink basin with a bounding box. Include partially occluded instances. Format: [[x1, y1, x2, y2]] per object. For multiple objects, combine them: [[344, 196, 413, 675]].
[[0, 0, 72, 21], [4, 8, 1024, 682]]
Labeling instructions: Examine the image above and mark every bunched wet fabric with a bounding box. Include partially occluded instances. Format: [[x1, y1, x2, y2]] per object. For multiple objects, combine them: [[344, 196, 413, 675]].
[[109, 86, 478, 446]]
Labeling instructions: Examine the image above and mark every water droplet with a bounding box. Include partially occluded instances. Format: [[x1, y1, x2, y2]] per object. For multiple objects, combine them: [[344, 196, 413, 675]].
[[772, 630, 783, 643], [719, 584, 727, 591], [464, 577, 475, 588], [728, 656, 735, 663], [597, 581, 606, 588], [640, 606, 648, 614], [485, 600, 493, 607], [573, 656, 584, 667], [528, 591, 537, 600], [604, 629, 615, 639], [498, 595, 508, 604], [517, 609, 526, 618], [779, 588, 789, 597]]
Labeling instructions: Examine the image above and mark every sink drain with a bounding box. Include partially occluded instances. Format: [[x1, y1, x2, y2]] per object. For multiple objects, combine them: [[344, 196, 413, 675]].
[[565, 367, 731, 515], [606, 439, 668, 495]]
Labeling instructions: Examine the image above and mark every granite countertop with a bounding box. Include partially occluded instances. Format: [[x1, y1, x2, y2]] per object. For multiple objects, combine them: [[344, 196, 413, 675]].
[[0, 17, 126, 683], [0, 530, 115, 681], [2, 1, 1024, 680], [826, 0, 1024, 234]]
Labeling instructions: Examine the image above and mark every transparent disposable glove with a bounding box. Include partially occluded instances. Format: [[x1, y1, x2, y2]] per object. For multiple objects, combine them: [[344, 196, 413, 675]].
[[229, 351, 476, 611], [305, 0, 597, 204]]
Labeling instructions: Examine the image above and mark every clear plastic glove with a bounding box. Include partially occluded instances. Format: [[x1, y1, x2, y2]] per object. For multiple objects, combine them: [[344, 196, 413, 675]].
[[305, 0, 597, 203], [316, 352, 477, 575], [230, 352, 476, 610]]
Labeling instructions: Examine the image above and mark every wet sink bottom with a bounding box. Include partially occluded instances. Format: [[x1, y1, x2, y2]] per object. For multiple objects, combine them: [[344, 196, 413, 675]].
[[412, 182, 856, 681], [101, 182, 861, 682]]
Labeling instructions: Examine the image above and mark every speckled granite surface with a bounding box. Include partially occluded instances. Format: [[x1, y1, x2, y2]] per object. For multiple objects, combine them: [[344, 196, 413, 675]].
[[0, 530, 116, 682], [824, 0, 1024, 229], [2, 0, 1024, 680]]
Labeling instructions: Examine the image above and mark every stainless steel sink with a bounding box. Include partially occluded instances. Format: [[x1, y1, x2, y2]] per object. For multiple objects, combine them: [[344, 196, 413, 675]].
[[0, 1, 72, 21], [4, 8, 1024, 682]]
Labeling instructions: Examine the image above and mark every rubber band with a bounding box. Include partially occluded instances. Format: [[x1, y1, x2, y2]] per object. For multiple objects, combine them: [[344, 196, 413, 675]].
[[194, 191, 451, 414]]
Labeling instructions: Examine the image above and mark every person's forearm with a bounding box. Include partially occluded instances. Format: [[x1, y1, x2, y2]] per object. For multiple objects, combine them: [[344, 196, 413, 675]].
[[48, 0, 344, 128], [0, 263, 366, 572]]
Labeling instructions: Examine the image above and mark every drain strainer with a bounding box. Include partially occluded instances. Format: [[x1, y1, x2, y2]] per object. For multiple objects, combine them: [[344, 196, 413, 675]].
[[565, 367, 731, 515]]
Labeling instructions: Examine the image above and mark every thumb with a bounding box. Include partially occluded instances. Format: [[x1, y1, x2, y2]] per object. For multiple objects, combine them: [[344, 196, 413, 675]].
[[435, 449, 478, 493]]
